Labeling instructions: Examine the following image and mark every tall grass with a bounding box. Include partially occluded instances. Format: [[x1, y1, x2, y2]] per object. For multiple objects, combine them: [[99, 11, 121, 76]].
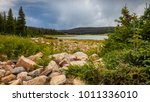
[[0, 35, 53, 60]]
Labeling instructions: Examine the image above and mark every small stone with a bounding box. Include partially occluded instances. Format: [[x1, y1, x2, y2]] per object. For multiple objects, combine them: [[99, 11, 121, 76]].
[[23, 76, 47, 85], [50, 75, 66, 85], [10, 79, 22, 85], [16, 56, 36, 71], [6, 60, 15, 65], [1, 74, 16, 83], [0, 69, 6, 78], [28, 52, 43, 61], [40, 68, 52, 76], [46, 60, 59, 72], [52, 53, 69, 63], [70, 61, 87, 66], [3, 65, 13, 72], [73, 78, 85, 85], [5, 71, 11, 76], [73, 52, 88, 61], [28, 68, 43, 77], [59, 59, 70, 67], [90, 54, 99, 60], [12, 67, 25, 74], [49, 72, 61, 78], [17, 72, 32, 81]]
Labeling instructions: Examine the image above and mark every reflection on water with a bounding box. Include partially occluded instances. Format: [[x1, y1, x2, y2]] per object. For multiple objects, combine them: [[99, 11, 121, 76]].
[[57, 35, 108, 40]]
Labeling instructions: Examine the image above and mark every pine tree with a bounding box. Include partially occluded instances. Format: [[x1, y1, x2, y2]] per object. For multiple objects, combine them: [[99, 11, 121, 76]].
[[16, 6, 26, 36], [0, 13, 3, 32], [115, 6, 133, 27], [6, 8, 15, 34], [3, 12, 6, 33], [141, 5, 150, 41]]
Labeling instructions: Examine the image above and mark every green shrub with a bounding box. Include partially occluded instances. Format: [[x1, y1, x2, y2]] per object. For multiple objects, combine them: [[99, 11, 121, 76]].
[[102, 49, 128, 69], [100, 63, 150, 85], [65, 64, 101, 85], [0, 35, 53, 60]]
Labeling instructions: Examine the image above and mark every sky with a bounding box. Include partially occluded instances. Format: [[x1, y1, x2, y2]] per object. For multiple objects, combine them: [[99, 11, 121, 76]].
[[0, 0, 150, 30]]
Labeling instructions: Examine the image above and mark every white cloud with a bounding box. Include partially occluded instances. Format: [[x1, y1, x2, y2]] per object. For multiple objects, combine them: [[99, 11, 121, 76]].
[[0, 0, 17, 11]]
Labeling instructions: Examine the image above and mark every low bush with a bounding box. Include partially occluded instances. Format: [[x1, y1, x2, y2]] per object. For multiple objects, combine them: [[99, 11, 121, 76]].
[[100, 63, 150, 85], [65, 64, 101, 85]]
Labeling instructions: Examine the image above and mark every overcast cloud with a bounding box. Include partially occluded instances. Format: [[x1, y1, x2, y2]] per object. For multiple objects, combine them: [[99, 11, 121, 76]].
[[0, 0, 150, 29]]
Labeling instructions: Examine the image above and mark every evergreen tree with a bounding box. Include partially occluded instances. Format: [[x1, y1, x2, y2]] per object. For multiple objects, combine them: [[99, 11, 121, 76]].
[[141, 5, 150, 41], [6, 8, 15, 34], [113, 6, 134, 43], [16, 6, 26, 36], [3, 12, 6, 33], [0, 13, 3, 32]]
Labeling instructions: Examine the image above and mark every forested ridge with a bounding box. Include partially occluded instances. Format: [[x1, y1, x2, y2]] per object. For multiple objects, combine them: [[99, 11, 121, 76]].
[[61, 27, 114, 34]]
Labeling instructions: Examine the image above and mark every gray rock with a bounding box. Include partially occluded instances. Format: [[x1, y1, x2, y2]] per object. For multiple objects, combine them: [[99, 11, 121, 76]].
[[50, 75, 66, 85], [12, 67, 25, 74], [28, 68, 43, 77], [17, 72, 32, 81]]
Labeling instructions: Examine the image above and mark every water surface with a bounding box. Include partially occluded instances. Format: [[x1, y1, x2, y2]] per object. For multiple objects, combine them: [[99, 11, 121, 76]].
[[57, 35, 108, 40]]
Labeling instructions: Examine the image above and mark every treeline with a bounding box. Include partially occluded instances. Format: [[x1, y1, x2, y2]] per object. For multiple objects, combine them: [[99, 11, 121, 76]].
[[61, 27, 114, 34], [0, 7, 64, 36], [27, 26, 64, 36]]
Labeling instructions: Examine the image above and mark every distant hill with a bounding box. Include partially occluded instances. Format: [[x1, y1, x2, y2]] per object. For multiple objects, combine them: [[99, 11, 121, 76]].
[[60, 27, 114, 34]]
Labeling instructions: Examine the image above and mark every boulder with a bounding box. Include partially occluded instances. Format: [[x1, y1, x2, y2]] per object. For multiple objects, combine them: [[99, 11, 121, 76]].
[[12, 67, 25, 74], [17, 72, 32, 81], [73, 78, 85, 85], [23, 75, 47, 85], [1, 74, 16, 83], [70, 61, 87, 66], [73, 52, 88, 61], [50, 75, 66, 85], [0, 69, 6, 78], [46, 60, 59, 72], [28, 68, 43, 77], [28, 52, 43, 61], [16, 56, 36, 71]]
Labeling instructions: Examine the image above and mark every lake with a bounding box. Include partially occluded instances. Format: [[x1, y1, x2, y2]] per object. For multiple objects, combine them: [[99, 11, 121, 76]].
[[56, 35, 108, 40]]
